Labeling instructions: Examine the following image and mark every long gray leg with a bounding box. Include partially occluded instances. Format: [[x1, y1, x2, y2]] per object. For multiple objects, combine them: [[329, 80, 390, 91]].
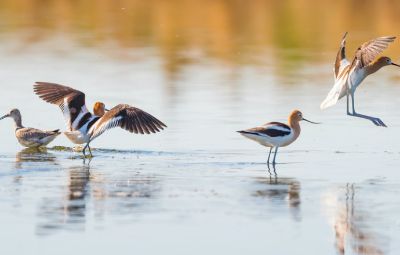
[[351, 90, 356, 114], [82, 144, 87, 157], [88, 144, 93, 157], [349, 90, 386, 127], [272, 147, 279, 165], [83, 143, 93, 157], [267, 147, 273, 164], [346, 91, 351, 115]]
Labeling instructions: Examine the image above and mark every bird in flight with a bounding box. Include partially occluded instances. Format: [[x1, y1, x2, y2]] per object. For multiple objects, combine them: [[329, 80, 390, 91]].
[[320, 32, 399, 127]]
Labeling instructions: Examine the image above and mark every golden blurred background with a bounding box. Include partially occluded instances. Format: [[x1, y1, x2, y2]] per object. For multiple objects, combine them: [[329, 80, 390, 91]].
[[1, 0, 400, 75]]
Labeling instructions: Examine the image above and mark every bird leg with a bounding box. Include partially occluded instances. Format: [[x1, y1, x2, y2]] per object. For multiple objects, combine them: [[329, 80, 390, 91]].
[[272, 147, 279, 165], [83, 143, 93, 158], [88, 144, 93, 157], [347, 90, 387, 127], [267, 147, 273, 164], [267, 163, 277, 180], [271, 162, 277, 177], [346, 91, 351, 116]]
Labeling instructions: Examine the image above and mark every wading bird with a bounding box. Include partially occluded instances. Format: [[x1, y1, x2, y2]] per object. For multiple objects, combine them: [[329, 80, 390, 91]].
[[33, 82, 167, 157], [0, 108, 60, 147], [237, 110, 318, 165], [320, 32, 399, 127]]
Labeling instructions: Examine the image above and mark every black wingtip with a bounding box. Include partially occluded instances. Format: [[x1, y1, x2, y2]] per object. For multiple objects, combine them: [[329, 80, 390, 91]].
[[52, 129, 61, 134]]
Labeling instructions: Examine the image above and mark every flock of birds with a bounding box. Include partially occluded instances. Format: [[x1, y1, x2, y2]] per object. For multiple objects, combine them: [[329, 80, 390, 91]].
[[1, 33, 398, 164]]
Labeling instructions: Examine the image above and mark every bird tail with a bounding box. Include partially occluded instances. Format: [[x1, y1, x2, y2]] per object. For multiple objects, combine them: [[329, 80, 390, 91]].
[[51, 129, 61, 135], [320, 93, 340, 110], [237, 130, 256, 135], [320, 77, 348, 110]]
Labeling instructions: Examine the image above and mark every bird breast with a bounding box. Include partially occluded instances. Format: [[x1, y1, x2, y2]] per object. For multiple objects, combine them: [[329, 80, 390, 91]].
[[348, 68, 367, 90]]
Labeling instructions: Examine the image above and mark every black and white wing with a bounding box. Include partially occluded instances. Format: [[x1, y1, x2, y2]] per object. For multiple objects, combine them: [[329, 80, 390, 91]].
[[89, 104, 167, 141], [238, 122, 291, 137], [33, 82, 90, 130]]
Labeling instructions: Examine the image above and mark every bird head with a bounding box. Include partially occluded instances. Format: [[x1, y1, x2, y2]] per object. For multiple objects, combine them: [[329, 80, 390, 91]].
[[93, 102, 107, 117], [377, 56, 400, 67], [289, 110, 319, 124], [0, 108, 21, 121]]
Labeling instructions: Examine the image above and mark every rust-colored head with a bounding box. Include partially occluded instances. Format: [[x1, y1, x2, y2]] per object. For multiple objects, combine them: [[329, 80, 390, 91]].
[[289, 110, 303, 124], [288, 110, 319, 126], [93, 102, 106, 117]]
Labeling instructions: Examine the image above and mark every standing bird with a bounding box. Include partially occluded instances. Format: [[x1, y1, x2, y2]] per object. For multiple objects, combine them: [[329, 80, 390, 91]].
[[0, 109, 60, 148], [320, 32, 399, 127], [33, 82, 167, 157], [237, 110, 318, 165]]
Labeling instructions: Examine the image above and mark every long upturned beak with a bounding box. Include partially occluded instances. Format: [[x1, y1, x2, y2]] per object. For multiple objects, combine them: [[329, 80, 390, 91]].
[[392, 63, 400, 67], [302, 117, 320, 124], [0, 114, 10, 120]]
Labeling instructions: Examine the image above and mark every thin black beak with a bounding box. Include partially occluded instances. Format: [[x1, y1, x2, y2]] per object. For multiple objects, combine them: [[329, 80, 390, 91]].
[[0, 114, 10, 120], [105, 108, 110, 111], [302, 117, 320, 124], [392, 63, 400, 67]]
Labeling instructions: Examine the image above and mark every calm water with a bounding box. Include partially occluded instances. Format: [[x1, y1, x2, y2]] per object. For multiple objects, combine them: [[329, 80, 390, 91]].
[[1, 1, 400, 254]]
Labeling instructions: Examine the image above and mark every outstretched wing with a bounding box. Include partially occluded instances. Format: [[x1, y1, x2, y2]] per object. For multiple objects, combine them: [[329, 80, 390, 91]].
[[322, 32, 351, 110], [352, 36, 396, 69], [33, 82, 90, 130], [334, 32, 350, 78], [89, 104, 167, 141]]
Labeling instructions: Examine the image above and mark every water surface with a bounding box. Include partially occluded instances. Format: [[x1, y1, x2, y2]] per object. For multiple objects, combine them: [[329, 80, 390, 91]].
[[0, 1, 400, 254]]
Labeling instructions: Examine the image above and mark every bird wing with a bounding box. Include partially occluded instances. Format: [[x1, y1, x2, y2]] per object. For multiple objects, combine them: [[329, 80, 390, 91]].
[[322, 32, 352, 110], [321, 65, 350, 110], [351, 36, 396, 69], [242, 122, 291, 137], [89, 104, 167, 141], [334, 32, 350, 79], [17, 128, 60, 142], [33, 82, 90, 130]]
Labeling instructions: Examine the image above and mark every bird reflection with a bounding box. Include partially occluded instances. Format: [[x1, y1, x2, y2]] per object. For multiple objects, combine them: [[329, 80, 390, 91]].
[[36, 163, 162, 235], [333, 184, 385, 255], [91, 173, 161, 216], [14, 148, 58, 194], [253, 166, 301, 221], [36, 164, 90, 235], [15, 147, 57, 169]]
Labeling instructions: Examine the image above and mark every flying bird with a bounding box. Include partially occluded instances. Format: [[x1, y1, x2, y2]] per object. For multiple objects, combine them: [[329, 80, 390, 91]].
[[320, 32, 399, 127]]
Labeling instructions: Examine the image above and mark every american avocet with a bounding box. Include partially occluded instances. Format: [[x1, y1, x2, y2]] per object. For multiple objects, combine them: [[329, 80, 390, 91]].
[[33, 82, 167, 157], [237, 110, 318, 165], [0, 109, 60, 148], [320, 32, 399, 127]]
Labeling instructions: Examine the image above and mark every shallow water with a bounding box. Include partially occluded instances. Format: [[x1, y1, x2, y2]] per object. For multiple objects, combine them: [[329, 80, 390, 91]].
[[1, 1, 400, 255]]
